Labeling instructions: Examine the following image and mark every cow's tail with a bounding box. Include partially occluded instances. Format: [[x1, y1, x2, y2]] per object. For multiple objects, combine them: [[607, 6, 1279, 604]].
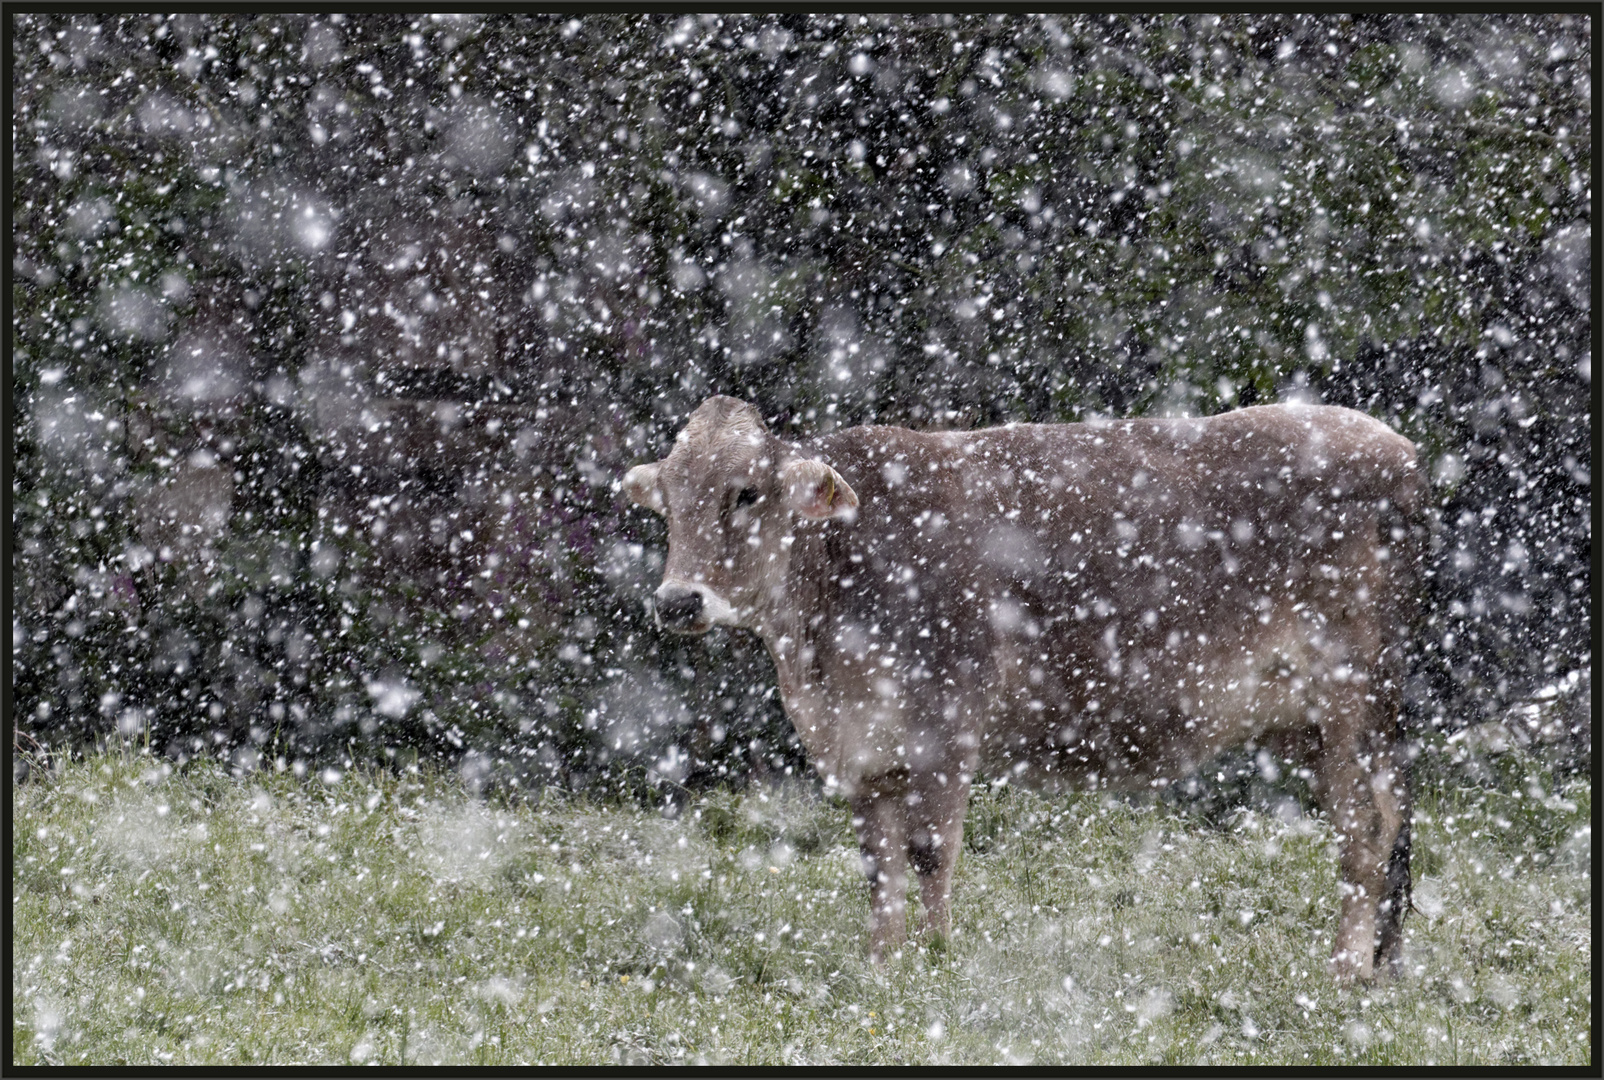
[[1374, 446, 1430, 975]]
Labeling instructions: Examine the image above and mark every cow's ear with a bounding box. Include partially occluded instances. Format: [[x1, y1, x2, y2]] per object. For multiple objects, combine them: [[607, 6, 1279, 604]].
[[782, 459, 859, 522], [622, 463, 666, 515]]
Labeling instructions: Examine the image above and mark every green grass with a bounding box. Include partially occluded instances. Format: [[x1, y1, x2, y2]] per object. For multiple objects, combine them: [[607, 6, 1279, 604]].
[[12, 745, 1592, 1066]]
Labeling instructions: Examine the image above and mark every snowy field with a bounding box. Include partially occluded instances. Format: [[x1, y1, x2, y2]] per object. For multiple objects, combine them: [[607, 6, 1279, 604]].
[[13, 745, 1589, 1066]]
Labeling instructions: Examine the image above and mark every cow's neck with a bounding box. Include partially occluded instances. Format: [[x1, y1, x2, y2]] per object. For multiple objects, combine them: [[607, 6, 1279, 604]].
[[741, 522, 858, 779], [746, 522, 838, 696]]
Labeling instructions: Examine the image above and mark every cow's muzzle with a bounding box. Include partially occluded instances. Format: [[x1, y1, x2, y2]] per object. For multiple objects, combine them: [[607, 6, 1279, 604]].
[[654, 584, 708, 633]]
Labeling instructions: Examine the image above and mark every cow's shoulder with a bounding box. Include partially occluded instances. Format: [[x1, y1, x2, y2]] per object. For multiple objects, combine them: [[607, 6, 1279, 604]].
[[807, 424, 971, 481]]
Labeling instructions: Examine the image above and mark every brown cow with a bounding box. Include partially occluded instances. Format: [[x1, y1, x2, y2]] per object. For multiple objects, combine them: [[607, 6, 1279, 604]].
[[623, 395, 1423, 980]]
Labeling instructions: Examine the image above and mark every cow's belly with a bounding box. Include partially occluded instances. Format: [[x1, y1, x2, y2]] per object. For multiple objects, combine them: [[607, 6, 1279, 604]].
[[980, 606, 1375, 791]]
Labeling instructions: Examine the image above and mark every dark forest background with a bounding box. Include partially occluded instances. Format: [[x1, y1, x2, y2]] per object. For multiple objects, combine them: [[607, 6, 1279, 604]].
[[12, 13, 1591, 793]]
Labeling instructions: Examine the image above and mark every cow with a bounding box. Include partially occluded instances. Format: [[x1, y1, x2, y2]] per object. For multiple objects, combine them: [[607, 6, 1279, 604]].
[[622, 395, 1423, 981]]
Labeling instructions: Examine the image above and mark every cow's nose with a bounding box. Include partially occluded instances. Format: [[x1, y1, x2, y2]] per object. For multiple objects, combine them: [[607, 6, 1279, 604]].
[[656, 588, 704, 628]]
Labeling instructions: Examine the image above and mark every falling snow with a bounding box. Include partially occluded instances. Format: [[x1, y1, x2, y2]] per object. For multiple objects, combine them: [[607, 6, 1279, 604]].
[[9, 12, 1591, 1067]]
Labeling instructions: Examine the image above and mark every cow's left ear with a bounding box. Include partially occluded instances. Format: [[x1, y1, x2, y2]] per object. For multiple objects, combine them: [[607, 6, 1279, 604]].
[[622, 462, 666, 515], [782, 459, 859, 522]]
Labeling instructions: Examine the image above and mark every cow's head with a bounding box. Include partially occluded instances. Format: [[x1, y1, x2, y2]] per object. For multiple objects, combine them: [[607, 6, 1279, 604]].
[[622, 395, 858, 634]]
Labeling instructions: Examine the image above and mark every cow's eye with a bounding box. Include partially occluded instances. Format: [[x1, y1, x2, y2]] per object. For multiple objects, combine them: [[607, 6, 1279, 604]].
[[735, 487, 761, 509]]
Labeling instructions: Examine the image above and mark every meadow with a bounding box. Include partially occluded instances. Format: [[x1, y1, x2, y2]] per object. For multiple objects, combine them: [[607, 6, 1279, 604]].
[[12, 742, 1591, 1066]]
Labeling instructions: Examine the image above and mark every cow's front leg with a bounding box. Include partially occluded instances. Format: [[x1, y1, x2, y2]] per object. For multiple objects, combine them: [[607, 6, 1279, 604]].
[[850, 783, 908, 963], [907, 770, 971, 947]]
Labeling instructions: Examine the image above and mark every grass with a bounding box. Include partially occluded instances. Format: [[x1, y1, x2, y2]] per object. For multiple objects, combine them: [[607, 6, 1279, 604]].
[[11, 743, 1592, 1066]]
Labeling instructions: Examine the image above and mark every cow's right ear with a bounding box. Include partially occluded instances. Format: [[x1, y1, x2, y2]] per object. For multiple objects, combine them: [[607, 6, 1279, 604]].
[[622, 463, 666, 515], [782, 459, 859, 522]]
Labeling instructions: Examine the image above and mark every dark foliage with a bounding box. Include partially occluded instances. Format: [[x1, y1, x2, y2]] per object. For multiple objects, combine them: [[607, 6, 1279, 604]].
[[11, 14, 1590, 789]]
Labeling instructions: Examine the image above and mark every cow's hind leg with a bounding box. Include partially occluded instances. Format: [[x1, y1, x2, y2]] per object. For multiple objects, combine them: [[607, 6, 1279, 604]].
[[906, 771, 971, 949], [1373, 742, 1412, 977], [1309, 691, 1407, 983], [851, 780, 909, 963]]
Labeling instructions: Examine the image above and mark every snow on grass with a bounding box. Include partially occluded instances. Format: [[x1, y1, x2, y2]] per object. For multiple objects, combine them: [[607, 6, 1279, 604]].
[[11, 746, 1591, 1065]]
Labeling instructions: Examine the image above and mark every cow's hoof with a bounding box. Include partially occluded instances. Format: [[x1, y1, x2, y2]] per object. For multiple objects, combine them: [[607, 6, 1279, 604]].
[[1328, 948, 1374, 984]]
